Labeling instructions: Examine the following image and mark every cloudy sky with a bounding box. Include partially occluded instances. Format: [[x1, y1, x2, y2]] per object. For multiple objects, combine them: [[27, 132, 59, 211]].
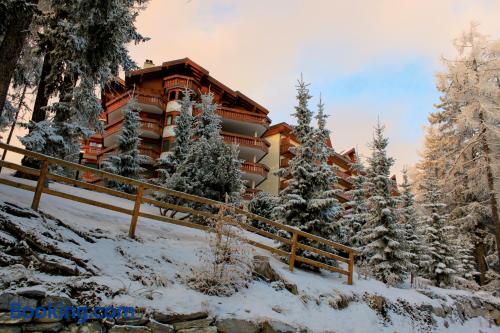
[[127, 0, 499, 178]]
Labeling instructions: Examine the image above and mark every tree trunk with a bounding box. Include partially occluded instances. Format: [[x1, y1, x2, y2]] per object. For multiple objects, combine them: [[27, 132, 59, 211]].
[[0, 0, 38, 116], [479, 111, 500, 270], [473, 239, 488, 285], [0, 85, 27, 168], [31, 52, 52, 124]]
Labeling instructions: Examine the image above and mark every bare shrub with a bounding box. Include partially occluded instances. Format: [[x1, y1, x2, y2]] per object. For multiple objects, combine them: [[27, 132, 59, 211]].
[[184, 206, 254, 296]]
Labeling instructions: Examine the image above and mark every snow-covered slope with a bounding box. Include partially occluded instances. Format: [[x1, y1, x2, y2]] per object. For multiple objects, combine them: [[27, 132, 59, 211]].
[[0, 174, 498, 333]]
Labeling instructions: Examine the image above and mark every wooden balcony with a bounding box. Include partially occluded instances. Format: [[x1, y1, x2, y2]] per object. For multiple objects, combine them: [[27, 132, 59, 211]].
[[139, 146, 160, 161], [242, 188, 262, 201], [280, 138, 296, 157], [222, 132, 270, 153], [105, 91, 166, 115], [218, 107, 270, 126], [103, 119, 162, 139], [163, 75, 199, 91], [336, 169, 353, 189], [241, 161, 269, 177]]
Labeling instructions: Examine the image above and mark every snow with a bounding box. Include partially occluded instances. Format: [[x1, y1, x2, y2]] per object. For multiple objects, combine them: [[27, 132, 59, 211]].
[[0, 172, 498, 333]]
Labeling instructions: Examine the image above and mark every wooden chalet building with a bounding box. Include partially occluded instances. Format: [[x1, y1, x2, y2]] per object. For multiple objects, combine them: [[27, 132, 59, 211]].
[[82, 58, 357, 201]]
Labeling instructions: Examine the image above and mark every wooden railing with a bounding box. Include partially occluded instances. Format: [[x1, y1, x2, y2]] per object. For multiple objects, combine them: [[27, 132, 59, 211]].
[[193, 107, 270, 127], [241, 161, 269, 177], [280, 138, 296, 156], [221, 132, 270, 153], [105, 92, 166, 115], [0, 143, 357, 285], [103, 119, 162, 138]]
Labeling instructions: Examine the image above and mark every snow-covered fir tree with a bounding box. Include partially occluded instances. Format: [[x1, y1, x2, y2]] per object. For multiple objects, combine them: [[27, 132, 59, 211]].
[[166, 92, 244, 206], [156, 88, 194, 182], [398, 167, 430, 285], [21, 0, 148, 163], [273, 79, 341, 265], [417, 127, 459, 287], [362, 121, 410, 285], [426, 24, 499, 284], [338, 154, 370, 250], [101, 97, 148, 193]]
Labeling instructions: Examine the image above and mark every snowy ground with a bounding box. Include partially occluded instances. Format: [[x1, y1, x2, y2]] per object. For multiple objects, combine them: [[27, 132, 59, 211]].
[[0, 172, 498, 333]]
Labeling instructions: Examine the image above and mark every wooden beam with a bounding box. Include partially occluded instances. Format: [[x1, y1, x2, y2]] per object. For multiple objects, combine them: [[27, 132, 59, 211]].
[[31, 160, 48, 210], [128, 185, 144, 238], [289, 231, 298, 272]]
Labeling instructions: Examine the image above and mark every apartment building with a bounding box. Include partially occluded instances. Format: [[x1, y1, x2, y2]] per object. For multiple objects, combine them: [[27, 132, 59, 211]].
[[82, 58, 356, 200]]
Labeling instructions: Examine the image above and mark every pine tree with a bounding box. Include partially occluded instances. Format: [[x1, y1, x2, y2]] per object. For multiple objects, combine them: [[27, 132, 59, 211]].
[[248, 191, 279, 232], [156, 88, 194, 181], [429, 24, 499, 284], [166, 92, 244, 206], [101, 97, 147, 193], [399, 167, 429, 285], [273, 79, 341, 266], [338, 154, 370, 249], [362, 121, 410, 285], [417, 127, 459, 287]]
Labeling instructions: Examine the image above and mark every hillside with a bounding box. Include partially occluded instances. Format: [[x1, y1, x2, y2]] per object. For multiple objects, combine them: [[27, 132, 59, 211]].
[[0, 173, 498, 333]]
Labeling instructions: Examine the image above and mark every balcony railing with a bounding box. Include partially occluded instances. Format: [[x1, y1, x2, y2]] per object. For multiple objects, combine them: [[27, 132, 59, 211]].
[[105, 91, 166, 114], [163, 75, 199, 91], [280, 138, 296, 156], [84, 146, 102, 155], [222, 132, 270, 153], [242, 188, 262, 201], [139, 146, 160, 160], [241, 161, 269, 177], [103, 119, 161, 138], [193, 107, 270, 127]]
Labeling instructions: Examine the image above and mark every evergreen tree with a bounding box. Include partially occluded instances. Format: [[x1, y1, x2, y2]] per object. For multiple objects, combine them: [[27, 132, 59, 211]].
[[156, 88, 194, 181], [417, 127, 459, 287], [338, 154, 370, 249], [101, 97, 147, 193], [166, 92, 244, 206], [273, 79, 341, 265], [248, 191, 279, 232], [362, 121, 410, 285], [399, 167, 429, 285], [21, 0, 148, 163]]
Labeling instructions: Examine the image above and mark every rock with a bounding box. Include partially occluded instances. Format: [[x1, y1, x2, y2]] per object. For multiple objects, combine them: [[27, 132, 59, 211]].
[[115, 315, 148, 326], [366, 295, 387, 315], [0, 293, 37, 311], [65, 323, 80, 333], [418, 304, 434, 314], [146, 319, 174, 333], [0, 312, 32, 324], [253, 256, 298, 295], [416, 289, 446, 301], [173, 318, 213, 331], [16, 289, 46, 299], [176, 327, 217, 333], [327, 293, 350, 310], [108, 325, 151, 333], [40, 296, 73, 308], [216, 318, 260, 333], [433, 306, 445, 318], [262, 320, 297, 333], [152, 311, 208, 324], [253, 256, 282, 282], [23, 322, 64, 332], [79, 321, 105, 333], [0, 325, 21, 333], [443, 320, 449, 328]]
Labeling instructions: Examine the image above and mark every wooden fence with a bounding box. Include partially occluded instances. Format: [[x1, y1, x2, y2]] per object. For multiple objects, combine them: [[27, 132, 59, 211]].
[[0, 143, 357, 285]]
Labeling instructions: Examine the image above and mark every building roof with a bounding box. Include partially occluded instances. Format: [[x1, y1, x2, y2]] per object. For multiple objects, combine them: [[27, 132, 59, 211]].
[[126, 57, 269, 115]]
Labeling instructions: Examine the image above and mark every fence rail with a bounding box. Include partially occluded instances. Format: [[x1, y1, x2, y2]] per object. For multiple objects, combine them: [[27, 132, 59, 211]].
[[0, 142, 357, 284]]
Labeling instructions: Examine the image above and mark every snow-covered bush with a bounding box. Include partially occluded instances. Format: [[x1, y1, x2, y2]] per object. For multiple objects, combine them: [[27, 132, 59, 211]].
[[184, 206, 254, 296], [248, 191, 278, 232]]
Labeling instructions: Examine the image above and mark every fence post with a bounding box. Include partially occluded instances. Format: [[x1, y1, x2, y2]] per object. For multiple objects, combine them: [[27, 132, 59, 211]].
[[128, 185, 144, 238], [289, 231, 298, 272], [347, 250, 354, 285], [31, 160, 49, 210]]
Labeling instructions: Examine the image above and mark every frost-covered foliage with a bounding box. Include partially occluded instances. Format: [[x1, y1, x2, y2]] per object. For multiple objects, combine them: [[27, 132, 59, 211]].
[[166, 92, 244, 205], [101, 97, 147, 193], [248, 191, 279, 232], [362, 122, 410, 285], [184, 207, 254, 296], [418, 128, 459, 287], [21, 0, 148, 160], [338, 155, 370, 250], [398, 168, 430, 279], [273, 78, 342, 266], [0, 100, 16, 132], [418, 24, 499, 284], [156, 88, 194, 182]]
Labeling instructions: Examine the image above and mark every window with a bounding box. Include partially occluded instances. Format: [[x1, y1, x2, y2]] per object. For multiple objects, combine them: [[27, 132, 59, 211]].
[[169, 91, 176, 101], [166, 115, 173, 126], [179, 90, 185, 100], [162, 140, 171, 152]]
